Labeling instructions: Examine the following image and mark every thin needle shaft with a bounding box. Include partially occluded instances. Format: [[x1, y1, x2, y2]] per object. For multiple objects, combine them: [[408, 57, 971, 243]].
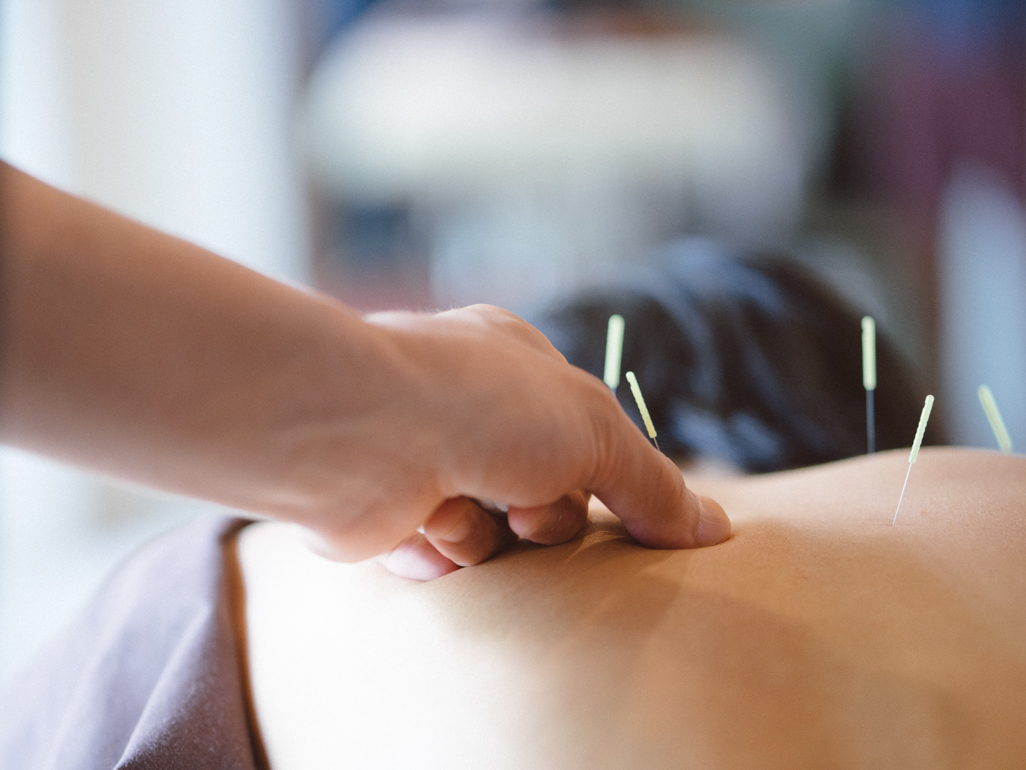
[[892, 462, 913, 527], [892, 394, 934, 526], [866, 389, 875, 454]]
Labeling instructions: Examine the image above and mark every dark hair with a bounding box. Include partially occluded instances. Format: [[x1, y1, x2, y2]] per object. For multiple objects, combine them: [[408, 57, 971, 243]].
[[534, 243, 942, 472]]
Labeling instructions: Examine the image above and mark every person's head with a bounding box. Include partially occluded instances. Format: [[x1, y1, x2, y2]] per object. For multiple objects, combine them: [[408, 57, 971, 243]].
[[534, 241, 942, 472]]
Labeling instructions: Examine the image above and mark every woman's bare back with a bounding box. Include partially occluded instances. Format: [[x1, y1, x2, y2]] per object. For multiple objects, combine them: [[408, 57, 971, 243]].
[[239, 447, 1026, 769]]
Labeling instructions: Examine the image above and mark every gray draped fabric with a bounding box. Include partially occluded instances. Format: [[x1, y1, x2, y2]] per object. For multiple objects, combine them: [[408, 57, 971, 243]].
[[0, 516, 266, 769]]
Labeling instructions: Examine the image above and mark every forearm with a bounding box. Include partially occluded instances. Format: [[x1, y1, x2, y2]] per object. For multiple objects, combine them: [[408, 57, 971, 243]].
[[0, 162, 411, 521]]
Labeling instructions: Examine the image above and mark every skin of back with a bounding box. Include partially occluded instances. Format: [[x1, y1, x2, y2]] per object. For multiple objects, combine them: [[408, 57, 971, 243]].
[[238, 447, 1026, 770]]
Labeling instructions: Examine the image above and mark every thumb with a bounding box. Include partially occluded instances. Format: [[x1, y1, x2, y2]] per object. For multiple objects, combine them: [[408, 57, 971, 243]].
[[588, 412, 731, 549]]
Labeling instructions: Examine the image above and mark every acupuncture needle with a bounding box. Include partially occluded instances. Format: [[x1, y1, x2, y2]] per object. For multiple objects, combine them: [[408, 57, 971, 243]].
[[604, 314, 625, 391], [892, 394, 934, 527], [625, 371, 659, 452], [481, 315, 625, 516], [978, 384, 1013, 454], [862, 316, 876, 454]]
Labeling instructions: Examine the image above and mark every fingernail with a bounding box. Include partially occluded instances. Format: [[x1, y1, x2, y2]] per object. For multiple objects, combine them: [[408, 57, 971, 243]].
[[383, 542, 459, 581], [694, 495, 731, 546], [438, 509, 475, 544]]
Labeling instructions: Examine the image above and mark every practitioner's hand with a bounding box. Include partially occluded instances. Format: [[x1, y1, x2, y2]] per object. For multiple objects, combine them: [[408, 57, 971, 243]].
[[0, 166, 726, 581], [306, 305, 731, 579]]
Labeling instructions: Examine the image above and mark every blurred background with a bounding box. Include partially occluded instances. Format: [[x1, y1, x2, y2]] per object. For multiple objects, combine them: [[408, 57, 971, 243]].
[[1, 0, 1023, 684]]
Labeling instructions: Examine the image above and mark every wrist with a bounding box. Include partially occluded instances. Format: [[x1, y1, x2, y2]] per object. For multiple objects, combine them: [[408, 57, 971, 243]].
[[260, 307, 451, 558]]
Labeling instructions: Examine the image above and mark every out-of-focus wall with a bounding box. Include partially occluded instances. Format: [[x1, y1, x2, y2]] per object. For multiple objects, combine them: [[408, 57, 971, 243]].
[[306, 0, 1026, 453], [848, 0, 1026, 449], [0, 0, 310, 685], [304, 16, 817, 312]]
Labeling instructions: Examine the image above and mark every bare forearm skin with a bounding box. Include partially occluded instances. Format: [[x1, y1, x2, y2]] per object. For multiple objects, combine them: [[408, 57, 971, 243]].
[[0, 162, 417, 527]]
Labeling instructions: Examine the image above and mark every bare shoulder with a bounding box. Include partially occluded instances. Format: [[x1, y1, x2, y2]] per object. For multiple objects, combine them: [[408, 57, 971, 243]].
[[238, 448, 1026, 769]]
